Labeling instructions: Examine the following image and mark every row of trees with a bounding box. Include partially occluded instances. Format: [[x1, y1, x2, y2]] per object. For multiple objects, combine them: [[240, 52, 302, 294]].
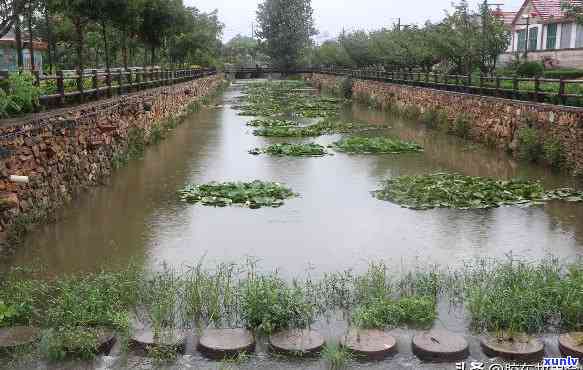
[[0, 0, 224, 73], [311, 1, 510, 74]]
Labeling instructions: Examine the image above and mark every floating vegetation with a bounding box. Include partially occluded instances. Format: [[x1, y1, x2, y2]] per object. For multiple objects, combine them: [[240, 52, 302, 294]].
[[253, 120, 383, 138], [236, 81, 341, 118], [246, 118, 298, 127], [373, 173, 583, 210], [249, 143, 328, 157], [178, 180, 298, 208], [333, 136, 423, 154]]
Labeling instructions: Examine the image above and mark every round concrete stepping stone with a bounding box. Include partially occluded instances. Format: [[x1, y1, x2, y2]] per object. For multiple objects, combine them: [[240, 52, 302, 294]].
[[0, 326, 40, 350], [130, 329, 186, 355], [198, 328, 255, 360], [412, 330, 469, 362], [481, 334, 544, 361], [559, 333, 583, 359], [340, 329, 397, 360], [269, 329, 325, 356]]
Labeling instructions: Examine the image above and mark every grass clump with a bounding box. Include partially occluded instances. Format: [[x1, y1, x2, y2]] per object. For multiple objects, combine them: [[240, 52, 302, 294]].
[[321, 342, 351, 370], [246, 118, 298, 127], [543, 137, 565, 168], [178, 180, 298, 208], [373, 173, 583, 210], [333, 136, 423, 154], [352, 296, 436, 329], [249, 143, 327, 157], [420, 108, 449, 128], [452, 113, 471, 138], [240, 271, 315, 334], [517, 127, 543, 162], [557, 264, 583, 331], [463, 259, 562, 333]]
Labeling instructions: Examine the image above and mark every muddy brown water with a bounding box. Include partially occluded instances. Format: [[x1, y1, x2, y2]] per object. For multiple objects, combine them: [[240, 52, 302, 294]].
[[1, 80, 582, 369]]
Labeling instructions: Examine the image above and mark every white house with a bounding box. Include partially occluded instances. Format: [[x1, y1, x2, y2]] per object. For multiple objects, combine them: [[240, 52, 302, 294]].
[[499, 0, 583, 68]]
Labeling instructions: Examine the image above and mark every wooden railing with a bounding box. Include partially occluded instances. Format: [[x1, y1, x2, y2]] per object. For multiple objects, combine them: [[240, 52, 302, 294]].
[[31, 67, 217, 108], [312, 66, 583, 108]]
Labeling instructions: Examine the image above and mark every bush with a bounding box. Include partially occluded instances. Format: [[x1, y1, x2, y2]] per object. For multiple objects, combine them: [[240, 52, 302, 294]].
[[543, 68, 583, 80], [517, 127, 543, 162], [452, 113, 471, 138], [516, 61, 544, 78], [240, 274, 315, 334], [543, 137, 565, 168], [0, 73, 41, 117], [420, 108, 448, 129]]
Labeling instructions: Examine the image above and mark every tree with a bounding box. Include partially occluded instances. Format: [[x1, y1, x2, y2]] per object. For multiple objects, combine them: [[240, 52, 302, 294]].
[[223, 34, 260, 66], [256, 0, 316, 71], [0, 0, 25, 39]]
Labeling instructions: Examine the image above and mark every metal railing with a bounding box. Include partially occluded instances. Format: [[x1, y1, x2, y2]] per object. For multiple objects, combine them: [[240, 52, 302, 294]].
[[30, 67, 217, 109], [312, 66, 583, 108]]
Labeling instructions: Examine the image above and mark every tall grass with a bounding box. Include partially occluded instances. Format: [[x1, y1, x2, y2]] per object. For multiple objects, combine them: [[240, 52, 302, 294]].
[[0, 256, 581, 361]]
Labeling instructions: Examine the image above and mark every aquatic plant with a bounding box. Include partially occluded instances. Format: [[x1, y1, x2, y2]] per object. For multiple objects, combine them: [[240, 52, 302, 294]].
[[240, 271, 315, 334], [253, 120, 384, 138], [246, 118, 298, 127], [321, 342, 351, 370], [352, 296, 436, 329], [373, 173, 583, 210], [249, 143, 328, 157], [333, 136, 423, 154], [178, 180, 298, 208]]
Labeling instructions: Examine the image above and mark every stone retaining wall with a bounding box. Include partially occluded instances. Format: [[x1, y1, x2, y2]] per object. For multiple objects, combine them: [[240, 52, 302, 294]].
[[305, 73, 583, 176], [0, 75, 224, 249]]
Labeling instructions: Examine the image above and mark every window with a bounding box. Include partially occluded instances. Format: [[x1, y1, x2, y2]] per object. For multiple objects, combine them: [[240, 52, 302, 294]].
[[561, 23, 572, 49], [547, 24, 557, 49], [517, 29, 527, 51], [528, 27, 538, 51]]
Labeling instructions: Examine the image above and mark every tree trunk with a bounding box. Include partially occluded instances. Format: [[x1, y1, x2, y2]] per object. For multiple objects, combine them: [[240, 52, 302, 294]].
[[101, 21, 110, 71], [27, 1, 34, 71], [150, 46, 155, 66], [44, 0, 53, 73], [121, 28, 128, 70], [73, 17, 84, 74], [15, 17, 23, 70]]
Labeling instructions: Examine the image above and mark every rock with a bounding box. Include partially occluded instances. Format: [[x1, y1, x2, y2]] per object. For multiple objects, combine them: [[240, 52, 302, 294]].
[[269, 329, 325, 356], [412, 330, 469, 362], [340, 329, 397, 360], [0, 192, 18, 211]]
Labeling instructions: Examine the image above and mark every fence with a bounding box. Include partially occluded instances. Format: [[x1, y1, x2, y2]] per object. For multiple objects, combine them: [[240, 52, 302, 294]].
[[31, 67, 217, 109], [310, 66, 583, 108]]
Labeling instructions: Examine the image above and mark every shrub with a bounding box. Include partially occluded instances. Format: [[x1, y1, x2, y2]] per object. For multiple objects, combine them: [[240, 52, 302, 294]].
[[420, 108, 448, 129], [452, 113, 471, 138], [543, 68, 583, 80], [516, 127, 543, 162], [543, 137, 565, 168], [516, 61, 544, 78], [240, 273, 315, 334], [401, 105, 421, 120], [0, 73, 41, 117]]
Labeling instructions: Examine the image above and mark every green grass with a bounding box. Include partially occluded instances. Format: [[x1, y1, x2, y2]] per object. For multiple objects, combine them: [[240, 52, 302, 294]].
[[0, 257, 582, 362], [373, 173, 583, 210], [249, 143, 328, 157], [178, 180, 298, 208], [333, 136, 423, 154], [321, 342, 351, 370]]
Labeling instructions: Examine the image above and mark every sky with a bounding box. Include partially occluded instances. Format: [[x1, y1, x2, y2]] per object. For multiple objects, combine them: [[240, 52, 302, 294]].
[[185, 0, 526, 43]]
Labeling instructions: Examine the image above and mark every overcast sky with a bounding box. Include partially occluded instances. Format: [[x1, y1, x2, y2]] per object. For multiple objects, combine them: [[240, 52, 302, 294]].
[[184, 0, 526, 43]]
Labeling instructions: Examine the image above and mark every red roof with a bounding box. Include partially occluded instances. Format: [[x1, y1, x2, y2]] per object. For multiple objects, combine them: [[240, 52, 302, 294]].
[[512, 0, 583, 24]]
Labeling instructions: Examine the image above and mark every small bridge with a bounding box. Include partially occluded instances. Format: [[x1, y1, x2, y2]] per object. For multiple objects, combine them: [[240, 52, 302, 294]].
[[224, 67, 312, 79]]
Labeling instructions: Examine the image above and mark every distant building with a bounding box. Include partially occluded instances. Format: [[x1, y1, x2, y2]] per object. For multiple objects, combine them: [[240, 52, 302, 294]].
[[0, 30, 47, 73], [499, 0, 583, 68]]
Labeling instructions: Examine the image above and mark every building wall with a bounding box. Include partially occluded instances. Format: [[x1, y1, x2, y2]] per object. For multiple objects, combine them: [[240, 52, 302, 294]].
[[0, 47, 44, 72], [499, 48, 583, 68]]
